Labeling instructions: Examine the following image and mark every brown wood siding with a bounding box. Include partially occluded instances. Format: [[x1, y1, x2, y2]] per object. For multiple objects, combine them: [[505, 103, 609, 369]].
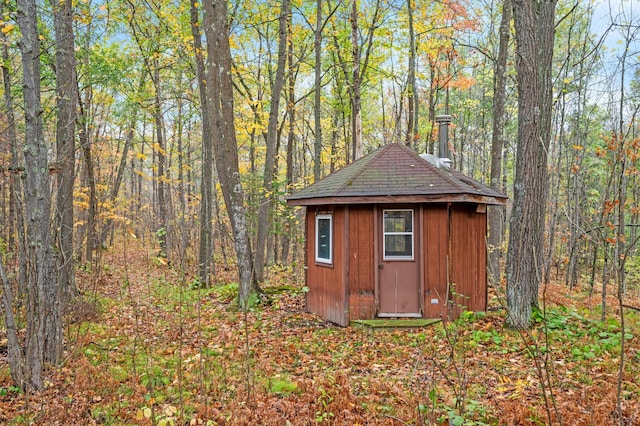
[[450, 204, 488, 317], [422, 205, 450, 318], [348, 206, 375, 320], [305, 206, 348, 326]]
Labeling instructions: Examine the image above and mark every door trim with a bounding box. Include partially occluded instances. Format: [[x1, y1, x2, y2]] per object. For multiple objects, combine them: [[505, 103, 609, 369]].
[[376, 206, 422, 317]]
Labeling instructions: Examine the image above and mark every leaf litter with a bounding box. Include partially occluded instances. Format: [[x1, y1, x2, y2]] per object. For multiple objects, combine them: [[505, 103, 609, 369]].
[[0, 234, 638, 425]]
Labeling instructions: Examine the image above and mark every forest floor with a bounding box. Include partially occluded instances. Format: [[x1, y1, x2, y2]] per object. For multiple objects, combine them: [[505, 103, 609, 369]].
[[0, 234, 639, 425]]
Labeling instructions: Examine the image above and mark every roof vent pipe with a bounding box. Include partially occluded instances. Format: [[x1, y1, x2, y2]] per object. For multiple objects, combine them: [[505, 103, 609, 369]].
[[435, 114, 452, 159]]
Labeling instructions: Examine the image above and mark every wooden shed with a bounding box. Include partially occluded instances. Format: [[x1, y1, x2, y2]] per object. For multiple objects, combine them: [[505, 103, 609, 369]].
[[287, 143, 507, 326]]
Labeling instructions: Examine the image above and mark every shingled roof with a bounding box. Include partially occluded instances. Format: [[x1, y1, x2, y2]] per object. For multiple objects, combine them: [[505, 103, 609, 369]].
[[287, 143, 507, 206]]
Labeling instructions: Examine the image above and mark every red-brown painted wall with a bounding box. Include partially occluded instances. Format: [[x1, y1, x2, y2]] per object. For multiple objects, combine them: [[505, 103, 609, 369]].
[[450, 204, 488, 317], [304, 203, 488, 325], [347, 206, 375, 320], [305, 206, 348, 326], [422, 205, 450, 318]]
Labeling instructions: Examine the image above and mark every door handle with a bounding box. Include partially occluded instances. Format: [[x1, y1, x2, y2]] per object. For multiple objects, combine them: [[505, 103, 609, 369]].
[[378, 264, 384, 269]]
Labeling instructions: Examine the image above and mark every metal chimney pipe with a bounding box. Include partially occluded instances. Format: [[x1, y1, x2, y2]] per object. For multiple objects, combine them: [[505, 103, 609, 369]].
[[435, 114, 452, 159]]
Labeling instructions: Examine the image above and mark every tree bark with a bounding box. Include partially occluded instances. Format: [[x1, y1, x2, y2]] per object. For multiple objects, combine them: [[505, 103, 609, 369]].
[[282, 9, 296, 264], [254, 0, 290, 283], [313, 0, 323, 180], [76, 101, 98, 262], [52, 0, 78, 302], [487, 0, 511, 284], [349, 0, 381, 160], [506, 0, 556, 329], [0, 4, 27, 298], [350, 0, 363, 160], [405, 0, 418, 149], [203, 0, 258, 309], [152, 59, 169, 259], [190, 0, 215, 288], [14, 0, 61, 389]]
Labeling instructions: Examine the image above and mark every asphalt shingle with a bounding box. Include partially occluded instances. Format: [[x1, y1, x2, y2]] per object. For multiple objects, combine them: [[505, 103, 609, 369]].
[[287, 143, 506, 205]]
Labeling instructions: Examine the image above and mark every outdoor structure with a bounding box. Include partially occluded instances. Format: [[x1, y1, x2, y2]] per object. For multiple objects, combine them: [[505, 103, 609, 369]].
[[287, 143, 507, 326]]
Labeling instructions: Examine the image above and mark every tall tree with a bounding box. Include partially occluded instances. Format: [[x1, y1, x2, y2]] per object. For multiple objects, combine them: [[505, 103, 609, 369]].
[[190, 0, 215, 287], [3, 0, 62, 390], [487, 0, 511, 283], [202, 0, 258, 308], [0, 0, 27, 298], [126, 0, 170, 260], [405, 0, 418, 148], [350, 0, 363, 160], [52, 0, 78, 300], [313, 0, 323, 180], [254, 0, 290, 283], [345, 0, 382, 161], [506, 0, 557, 329]]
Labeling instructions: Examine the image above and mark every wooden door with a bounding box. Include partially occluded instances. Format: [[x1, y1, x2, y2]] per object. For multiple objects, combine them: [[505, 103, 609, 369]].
[[378, 208, 421, 317]]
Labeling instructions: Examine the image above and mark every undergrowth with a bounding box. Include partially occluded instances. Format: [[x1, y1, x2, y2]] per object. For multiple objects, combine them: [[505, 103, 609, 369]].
[[0, 239, 638, 425]]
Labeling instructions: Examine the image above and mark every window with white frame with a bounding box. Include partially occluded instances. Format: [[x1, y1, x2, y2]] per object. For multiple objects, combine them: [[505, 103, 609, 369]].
[[383, 209, 414, 260], [315, 214, 332, 264]]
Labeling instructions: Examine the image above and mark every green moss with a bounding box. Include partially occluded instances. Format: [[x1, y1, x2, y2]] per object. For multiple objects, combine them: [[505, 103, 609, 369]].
[[351, 318, 441, 329]]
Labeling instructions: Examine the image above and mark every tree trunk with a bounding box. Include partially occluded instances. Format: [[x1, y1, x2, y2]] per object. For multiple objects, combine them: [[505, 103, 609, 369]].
[[506, 0, 556, 329], [254, 0, 290, 283], [487, 0, 511, 283], [313, 0, 323, 180], [405, 0, 417, 148], [203, 0, 258, 309], [52, 0, 77, 302], [13, 0, 61, 389], [350, 0, 363, 160], [0, 6, 27, 298], [190, 0, 215, 287], [152, 59, 168, 259], [98, 110, 136, 249], [76, 104, 98, 262], [282, 10, 297, 264], [566, 17, 592, 289]]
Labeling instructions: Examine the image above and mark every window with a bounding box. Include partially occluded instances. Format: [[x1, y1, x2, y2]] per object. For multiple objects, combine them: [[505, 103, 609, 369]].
[[315, 214, 332, 264], [383, 209, 414, 260]]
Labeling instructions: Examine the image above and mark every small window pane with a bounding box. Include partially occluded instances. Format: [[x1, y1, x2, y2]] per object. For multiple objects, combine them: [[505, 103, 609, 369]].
[[384, 210, 412, 232], [316, 215, 332, 263], [384, 235, 412, 257], [383, 209, 413, 260]]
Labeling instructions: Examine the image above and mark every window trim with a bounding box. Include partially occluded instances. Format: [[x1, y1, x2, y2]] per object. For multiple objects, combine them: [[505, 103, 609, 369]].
[[315, 214, 333, 264], [382, 209, 414, 260]]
